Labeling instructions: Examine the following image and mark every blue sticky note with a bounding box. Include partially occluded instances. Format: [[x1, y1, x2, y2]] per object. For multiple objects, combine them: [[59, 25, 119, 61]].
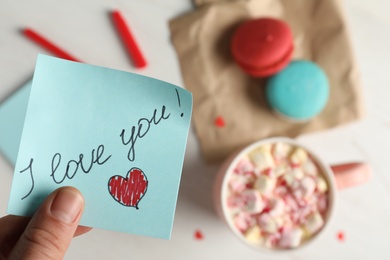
[[0, 80, 31, 165], [7, 54, 193, 239]]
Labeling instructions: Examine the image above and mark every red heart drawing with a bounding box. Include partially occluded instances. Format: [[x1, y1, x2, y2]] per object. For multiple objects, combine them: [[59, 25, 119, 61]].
[[108, 167, 148, 209]]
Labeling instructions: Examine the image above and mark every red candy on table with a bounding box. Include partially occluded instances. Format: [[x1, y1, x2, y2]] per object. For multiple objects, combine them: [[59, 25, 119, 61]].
[[194, 229, 204, 240], [214, 116, 226, 128], [231, 17, 294, 77], [337, 230, 345, 242]]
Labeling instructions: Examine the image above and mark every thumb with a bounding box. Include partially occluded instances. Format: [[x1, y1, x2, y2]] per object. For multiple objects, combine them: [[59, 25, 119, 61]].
[[9, 187, 84, 260]]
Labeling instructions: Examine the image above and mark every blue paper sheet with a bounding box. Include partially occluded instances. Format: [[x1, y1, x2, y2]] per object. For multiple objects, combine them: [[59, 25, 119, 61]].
[[0, 80, 31, 165], [7, 55, 193, 239]]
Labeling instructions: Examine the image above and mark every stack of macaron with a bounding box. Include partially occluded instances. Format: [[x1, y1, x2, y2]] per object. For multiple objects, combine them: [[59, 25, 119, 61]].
[[231, 17, 329, 121]]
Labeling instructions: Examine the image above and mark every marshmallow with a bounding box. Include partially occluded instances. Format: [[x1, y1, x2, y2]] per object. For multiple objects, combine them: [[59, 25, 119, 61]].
[[234, 156, 254, 175], [273, 142, 292, 161], [291, 168, 305, 179], [274, 164, 289, 177], [296, 205, 313, 224], [227, 194, 247, 214], [304, 212, 324, 235], [254, 175, 276, 195], [283, 168, 304, 187], [281, 214, 293, 229], [241, 190, 265, 214], [253, 167, 262, 177], [229, 175, 248, 193], [234, 212, 252, 232], [293, 177, 316, 199], [291, 212, 300, 223], [274, 217, 285, 230], [283, 172, 296, 186], [316, 177, 328, 192], [245, 225, 263, 245], [302, 160, 319, 176], [249, 148, 275, 171], [258, 213, 278, 233], [269, 198, 285, 217], [284, 195, 299, 212], [290, 148, 308, 165], [274, 186, 288, 196], [317, 195, 328, 213], [279, 228, 303, 248], [264, 232, 282, 248], [302, 177, 316, 198], [227, 194, 240, 208]]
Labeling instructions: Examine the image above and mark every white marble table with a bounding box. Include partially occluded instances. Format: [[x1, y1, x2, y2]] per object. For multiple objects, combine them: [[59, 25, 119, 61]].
[[1, 0, 389, 259]]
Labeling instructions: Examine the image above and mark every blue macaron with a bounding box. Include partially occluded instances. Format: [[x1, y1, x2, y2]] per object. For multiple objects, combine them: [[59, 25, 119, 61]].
[[266, 60, 329, 121]]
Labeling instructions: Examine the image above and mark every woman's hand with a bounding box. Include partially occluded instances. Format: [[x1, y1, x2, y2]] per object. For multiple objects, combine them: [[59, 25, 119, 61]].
[[0, 187, 91, 259]]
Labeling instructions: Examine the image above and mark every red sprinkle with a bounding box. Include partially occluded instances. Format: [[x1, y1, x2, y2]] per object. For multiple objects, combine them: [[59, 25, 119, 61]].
[[214, 116, 225, 128], [263, 168, 273, 176], [337, 231, 345, 242], [262, 207, 271, 214], [290, 162, 300, 168], [194, 229, 204, 240], [245, 183, 254, 189]]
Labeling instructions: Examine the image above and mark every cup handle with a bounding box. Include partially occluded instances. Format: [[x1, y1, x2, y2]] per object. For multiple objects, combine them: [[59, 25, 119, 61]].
[[330, 162, 371, 190]]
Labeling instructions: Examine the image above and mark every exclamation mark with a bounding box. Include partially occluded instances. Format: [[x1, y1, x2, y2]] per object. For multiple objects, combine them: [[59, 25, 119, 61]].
[[175, 89, 184, 117]]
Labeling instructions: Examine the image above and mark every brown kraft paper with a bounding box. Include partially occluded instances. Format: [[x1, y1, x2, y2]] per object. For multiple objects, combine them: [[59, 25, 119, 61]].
[[170, 0, 364, 163]]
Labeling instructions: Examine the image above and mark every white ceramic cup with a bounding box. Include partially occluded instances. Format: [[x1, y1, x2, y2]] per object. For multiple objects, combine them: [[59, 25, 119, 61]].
[[214, 137, 371, 252]]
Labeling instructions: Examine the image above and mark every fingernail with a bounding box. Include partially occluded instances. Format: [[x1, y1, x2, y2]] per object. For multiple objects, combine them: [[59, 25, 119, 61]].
[[51, 188, 84, 224]]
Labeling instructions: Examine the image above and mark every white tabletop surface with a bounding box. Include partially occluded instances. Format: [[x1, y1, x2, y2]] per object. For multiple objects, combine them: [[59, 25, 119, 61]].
[[1, 0, 389, 259]]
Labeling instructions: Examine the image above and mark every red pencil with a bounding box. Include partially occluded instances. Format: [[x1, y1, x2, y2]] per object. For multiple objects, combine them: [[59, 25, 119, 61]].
[[111, 10, 147, 69], [23, 28, 82, 63]]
